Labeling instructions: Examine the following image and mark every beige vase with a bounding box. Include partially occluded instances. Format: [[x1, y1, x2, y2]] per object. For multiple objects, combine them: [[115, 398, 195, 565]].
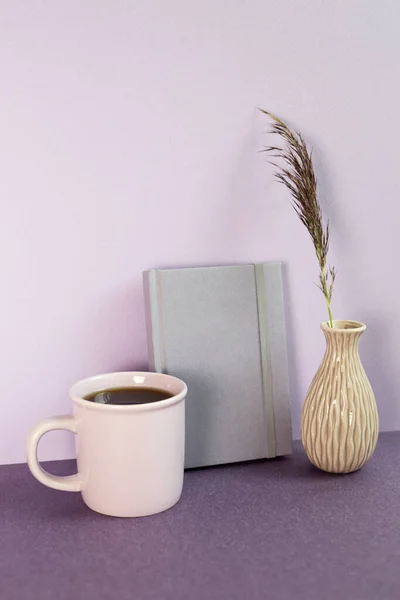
[[301, 320, 379, 473]]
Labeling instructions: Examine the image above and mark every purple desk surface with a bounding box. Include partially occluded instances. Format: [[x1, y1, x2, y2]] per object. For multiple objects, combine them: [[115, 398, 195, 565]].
[[1, 433, 399, 600]]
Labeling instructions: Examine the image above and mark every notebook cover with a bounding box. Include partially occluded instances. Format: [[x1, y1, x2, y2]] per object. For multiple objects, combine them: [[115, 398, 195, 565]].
[[143, 263, 292, 468]]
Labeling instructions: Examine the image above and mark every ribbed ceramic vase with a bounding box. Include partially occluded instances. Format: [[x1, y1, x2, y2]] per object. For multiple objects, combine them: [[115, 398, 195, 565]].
[[301, 320, 378, 473]]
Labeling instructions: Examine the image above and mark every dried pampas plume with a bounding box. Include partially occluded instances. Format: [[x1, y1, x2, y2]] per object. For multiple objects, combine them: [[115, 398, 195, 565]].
[[259, 108, 336, 327]]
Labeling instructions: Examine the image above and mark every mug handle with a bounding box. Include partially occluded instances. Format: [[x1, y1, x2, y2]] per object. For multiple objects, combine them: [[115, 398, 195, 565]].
[[26, 415, 82, 492]]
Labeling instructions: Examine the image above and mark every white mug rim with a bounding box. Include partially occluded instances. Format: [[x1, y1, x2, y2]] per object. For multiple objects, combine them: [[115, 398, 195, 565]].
[[69, 371, 187, 413]]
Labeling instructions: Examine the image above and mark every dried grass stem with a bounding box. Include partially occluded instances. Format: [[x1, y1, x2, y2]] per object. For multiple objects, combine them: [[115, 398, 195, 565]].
[[259, 109, 336, 326]]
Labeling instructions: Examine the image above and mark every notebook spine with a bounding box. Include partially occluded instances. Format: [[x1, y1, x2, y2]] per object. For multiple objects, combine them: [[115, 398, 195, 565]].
[[143, 270, 165, 373]]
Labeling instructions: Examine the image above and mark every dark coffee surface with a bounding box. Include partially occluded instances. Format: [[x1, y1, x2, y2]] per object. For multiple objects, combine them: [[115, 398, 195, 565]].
[[83, 387, 173, 405]]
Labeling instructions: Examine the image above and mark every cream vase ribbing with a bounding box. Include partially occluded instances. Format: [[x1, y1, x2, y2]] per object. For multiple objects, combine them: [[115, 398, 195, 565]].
[[301, 320, 379, 473]]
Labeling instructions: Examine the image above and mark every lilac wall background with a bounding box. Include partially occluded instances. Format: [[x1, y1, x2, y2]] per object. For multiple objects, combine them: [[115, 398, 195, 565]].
[[1, 1, 399, 465]]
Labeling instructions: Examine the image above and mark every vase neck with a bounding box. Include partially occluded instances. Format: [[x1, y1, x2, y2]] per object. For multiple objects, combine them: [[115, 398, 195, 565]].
[[321, 321, 365, 361], [321, 320, 366, 336], [323, 327, 364, 345]]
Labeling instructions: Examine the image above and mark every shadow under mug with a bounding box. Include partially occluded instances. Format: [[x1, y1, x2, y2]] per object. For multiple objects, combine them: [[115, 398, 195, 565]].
[[26, 372, 187, 517]]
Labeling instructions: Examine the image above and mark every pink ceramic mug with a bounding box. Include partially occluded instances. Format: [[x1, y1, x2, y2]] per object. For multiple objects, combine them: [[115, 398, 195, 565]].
[[26, 372, 187, 517]]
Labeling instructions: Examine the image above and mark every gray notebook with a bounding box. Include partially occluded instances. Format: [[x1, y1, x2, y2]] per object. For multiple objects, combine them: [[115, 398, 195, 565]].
[[143, 263, 292, 468]]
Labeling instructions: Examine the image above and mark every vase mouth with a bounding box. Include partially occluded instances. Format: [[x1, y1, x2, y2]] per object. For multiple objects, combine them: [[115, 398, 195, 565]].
[[321, 320, 366, 333]]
